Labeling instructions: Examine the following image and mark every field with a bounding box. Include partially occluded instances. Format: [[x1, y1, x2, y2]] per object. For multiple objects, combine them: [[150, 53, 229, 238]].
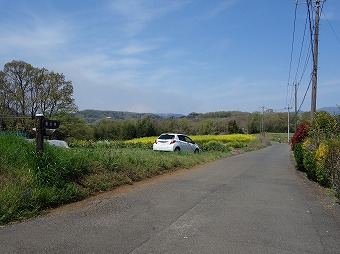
[[0, 134, 268, 225], [126, 134, 254, 144]]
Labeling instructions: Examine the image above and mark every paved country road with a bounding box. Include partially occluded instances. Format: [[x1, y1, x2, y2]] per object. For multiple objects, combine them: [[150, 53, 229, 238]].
[[1, 143, 339, 254]]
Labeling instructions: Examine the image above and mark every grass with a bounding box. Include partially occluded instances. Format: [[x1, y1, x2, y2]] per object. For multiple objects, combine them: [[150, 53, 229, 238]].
[[0, 134, 267, 225], [264, 133, 293, 143]]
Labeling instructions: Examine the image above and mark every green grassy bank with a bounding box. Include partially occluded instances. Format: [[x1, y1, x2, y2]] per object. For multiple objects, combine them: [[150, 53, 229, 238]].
[[0, 134, 268, 225]]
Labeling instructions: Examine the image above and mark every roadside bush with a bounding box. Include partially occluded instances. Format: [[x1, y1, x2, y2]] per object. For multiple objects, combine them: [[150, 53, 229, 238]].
[[325, 138, 340, 197], [302, 138, 335, 188], [200, 141, 230, 152], [309, 111, 337, 141], [294, 142, 304, 170], [302, 138, 317, 182], [315, 142, 332, 187], [291, 121, 310, 150]]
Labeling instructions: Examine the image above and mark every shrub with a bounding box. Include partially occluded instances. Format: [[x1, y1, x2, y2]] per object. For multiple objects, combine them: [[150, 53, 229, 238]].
[[302, 138, 317, 181], [325, 138, 340, 196], [294, 142, 304, 170], [315, 142, 332, 187], [291, 121, 310, 150], [200, 141, 230, 152], [309, 111, 338, 141]]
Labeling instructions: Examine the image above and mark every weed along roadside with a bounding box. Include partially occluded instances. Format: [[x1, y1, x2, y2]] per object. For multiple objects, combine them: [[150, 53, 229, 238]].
[[0, 134, 269, 225]]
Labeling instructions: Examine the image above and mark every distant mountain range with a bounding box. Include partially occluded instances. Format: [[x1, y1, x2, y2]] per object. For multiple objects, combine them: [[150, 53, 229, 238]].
[[76, 109, 184, 123], [319, 107, 340, 114], [77, 107, 339, 123], [291, 107, 339, 114]]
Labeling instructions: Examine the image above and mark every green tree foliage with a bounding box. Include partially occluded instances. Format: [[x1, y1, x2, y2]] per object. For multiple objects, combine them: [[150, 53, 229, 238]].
[[76, 109, 159, 124], [198, 119, 213, 135], [228, 120, 242, 134], [0, 60, 77, 131], [53, 113, 94, 141], [136, 115, 156, 138], [94, 118, 119, 140], [120, 120, 137, 140], [308, 111, 338, 141], [250, 112, 261, 134]]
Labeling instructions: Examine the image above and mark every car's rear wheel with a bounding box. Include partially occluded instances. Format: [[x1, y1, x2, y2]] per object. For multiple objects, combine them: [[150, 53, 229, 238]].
[[174, 147, 180, 152]]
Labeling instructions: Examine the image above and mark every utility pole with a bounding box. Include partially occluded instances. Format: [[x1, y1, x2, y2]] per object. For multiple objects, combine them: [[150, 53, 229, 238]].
[[311, 0, 321, 120], [285, 105, 292, 144], [294, 82, 298, 131], [296, 0, 325, 120]]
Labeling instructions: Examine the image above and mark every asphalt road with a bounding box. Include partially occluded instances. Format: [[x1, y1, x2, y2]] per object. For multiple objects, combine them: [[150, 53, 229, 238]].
[[1, 143, 339, 254]]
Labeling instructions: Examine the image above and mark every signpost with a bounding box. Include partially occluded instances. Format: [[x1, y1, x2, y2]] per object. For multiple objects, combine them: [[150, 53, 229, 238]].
[[36, 114, 44, 154], [35, 114, 61, 153]]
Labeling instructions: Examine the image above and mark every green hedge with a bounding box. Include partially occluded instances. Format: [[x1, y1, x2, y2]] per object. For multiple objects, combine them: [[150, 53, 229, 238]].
[[294, 142, 304, 171]]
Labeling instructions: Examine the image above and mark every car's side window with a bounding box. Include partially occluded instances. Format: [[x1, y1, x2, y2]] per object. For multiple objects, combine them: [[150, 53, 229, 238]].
[[178, 135, 185, 142], [185, 136, 193, 143]]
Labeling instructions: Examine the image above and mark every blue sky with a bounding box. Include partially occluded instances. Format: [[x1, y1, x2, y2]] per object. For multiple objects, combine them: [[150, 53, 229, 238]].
[[1, 0, 339, 114]]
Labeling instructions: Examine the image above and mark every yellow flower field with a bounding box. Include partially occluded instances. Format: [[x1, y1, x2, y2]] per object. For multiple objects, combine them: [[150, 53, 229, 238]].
[[126, 134, 254, 144]]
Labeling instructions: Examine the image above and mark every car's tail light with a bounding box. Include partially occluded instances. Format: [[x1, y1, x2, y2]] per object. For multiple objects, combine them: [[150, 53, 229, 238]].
[[154, 140, 158, 144], [170, 140, 176, 144]]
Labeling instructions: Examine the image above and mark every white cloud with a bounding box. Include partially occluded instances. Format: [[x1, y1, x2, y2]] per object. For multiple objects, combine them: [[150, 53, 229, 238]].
[[120, 42, 156, 55], [127, 104, 155, 113], [205, 0, 237, 19], [0, 26, 69, 62], [110, 0, 191, 36]]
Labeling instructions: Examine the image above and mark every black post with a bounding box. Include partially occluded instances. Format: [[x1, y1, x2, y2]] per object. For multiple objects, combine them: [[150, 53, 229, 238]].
[[36, 114, 44, 154]]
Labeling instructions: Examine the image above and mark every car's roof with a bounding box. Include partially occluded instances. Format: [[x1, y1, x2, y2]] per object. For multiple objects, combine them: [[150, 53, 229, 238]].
[[159, 133, 186, 136]]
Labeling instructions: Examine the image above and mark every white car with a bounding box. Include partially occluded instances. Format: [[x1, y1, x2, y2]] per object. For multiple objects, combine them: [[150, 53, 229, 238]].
[[153, 133, 200, 153]]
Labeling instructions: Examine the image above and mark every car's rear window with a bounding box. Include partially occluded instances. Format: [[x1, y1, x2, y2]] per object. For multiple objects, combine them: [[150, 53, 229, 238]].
[[158, 134, 175, 140]]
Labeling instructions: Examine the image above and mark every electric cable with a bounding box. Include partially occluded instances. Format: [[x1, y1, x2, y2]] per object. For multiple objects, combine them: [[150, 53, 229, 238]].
[[286, 2, 299, 108], [289, 9, 310, 110], [321, 6, 340, 47]]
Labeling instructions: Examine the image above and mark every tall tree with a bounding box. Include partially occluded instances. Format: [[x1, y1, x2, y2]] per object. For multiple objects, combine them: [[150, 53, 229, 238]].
[[38, 70, 76, 118], [1, 61, 35, 117], [0, 60, 77, 119]]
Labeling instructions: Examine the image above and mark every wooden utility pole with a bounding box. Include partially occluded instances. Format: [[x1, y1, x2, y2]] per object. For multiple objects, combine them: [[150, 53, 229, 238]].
[[294, 82, 298, 131], [296, 0, 325, 119], [311, 0, 321, 120]]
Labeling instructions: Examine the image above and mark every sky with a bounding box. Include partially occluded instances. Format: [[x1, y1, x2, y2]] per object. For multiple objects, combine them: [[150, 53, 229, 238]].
[[1, 0, 339, 115]]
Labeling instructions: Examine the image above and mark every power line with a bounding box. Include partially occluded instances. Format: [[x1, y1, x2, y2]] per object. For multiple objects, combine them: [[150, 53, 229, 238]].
[[288, 1, 327, 119], [293, 11, 309, 84], [287, 2, 312, 119], [286, 2, 299, 108], [289, 10, 310, 111], [321, 7, 340, 47], [291, 73, 313, 124]]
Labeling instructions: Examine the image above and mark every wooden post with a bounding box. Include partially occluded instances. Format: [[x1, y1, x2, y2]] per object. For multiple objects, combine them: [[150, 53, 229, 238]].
[[36, 114, 44, 154]]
